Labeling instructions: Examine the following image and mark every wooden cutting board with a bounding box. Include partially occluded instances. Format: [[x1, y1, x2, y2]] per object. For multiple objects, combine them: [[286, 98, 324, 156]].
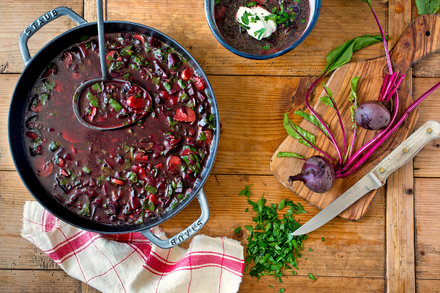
[[271, 14, 440, 220]]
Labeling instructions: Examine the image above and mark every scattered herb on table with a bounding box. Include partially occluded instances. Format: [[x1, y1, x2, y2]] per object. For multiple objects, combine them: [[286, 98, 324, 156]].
[[322, 237, 325, 242], [308, 272, 317, 280], [238, 185, 252, 197], [241, 189, 308, 283]]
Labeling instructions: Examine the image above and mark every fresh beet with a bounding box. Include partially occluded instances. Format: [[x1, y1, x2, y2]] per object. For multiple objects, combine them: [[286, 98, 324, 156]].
[[355, 101, 391, 130], [288, 155, 335, 193]]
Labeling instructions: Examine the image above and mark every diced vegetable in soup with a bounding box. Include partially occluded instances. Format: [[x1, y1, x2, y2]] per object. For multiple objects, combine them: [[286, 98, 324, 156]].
[[23, 32, 216, 225]]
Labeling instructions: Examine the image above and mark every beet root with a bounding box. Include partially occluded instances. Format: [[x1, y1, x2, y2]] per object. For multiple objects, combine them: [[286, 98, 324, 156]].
[[288, 155, 335, 193]]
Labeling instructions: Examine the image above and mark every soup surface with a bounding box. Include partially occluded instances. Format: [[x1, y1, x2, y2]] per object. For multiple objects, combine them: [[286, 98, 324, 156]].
[[215, 0, 310, 55], [23, 32, 216, 225]]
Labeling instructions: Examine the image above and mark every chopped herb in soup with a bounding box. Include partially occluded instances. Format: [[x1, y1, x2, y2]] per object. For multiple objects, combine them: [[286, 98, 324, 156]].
[[23, 32, 216, 225], [215, 0, 310, 55]]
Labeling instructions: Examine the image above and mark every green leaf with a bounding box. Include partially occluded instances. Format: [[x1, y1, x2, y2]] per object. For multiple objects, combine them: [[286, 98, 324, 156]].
[[324, 34, 382, 73], [294, 110, 329, 137], [49, 141, 60, 152], [109, 98, 122, 111], [262, 44, 270, 51], [278, 199, 286, 210], [276, 152, 306, 159], [238, 185, 252, 197], [294, 202, 307, 215], [91, 82, 102, 93], [39, 93, 49, 106], [349, 76, 360, 128], [145, 185, 158, 194], [319, 96, 335, 109], [234, 226, 242, 234], [415, 0, 440, 14], [86, 92, 99, 107], [308, 272, 317, 280], [283, 114, 316, 148], [82, 166, 91, 174], [254, 28, 266, 39]]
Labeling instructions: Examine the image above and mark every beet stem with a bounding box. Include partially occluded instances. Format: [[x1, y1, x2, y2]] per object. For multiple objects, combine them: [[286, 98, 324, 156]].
[[341, 80, 440, 176], [304, 71, 344, 165], [367, 0, 393, 75], [343, 87, 400, 171], [323, 85, 348, 158], [384, 74, 405, 103]]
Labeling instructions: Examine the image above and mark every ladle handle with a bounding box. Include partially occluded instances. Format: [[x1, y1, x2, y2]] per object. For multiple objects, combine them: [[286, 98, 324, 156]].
[[97, 0, 110, 80], [19, 7, 87, 65]]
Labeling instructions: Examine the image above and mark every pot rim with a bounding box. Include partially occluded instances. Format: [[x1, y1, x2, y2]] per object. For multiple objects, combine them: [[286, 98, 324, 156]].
[[9, 19, 220, 235]]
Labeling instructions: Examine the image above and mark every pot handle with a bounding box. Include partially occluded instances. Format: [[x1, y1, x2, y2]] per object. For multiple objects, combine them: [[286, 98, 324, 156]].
[[140, 189, 210, 249], [19, 6, 87, 65]]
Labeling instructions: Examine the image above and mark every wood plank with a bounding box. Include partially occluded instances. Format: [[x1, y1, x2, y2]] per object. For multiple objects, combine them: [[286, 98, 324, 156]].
[[0, 1, 84, 74], [0, 74, 18, 171], [386, 1, 415, 292], [386, 163, 415, 292], [415, 178, 440, 279], [106, 0, 387, 76], [417, 279, 440, 292], [413, 78, 440, 177], [2, 75, 439, 176], [239, 275, 385, 292], [83, 0, 107, 22], [0, 171, 386, 278], [0, 270, 81, 292]]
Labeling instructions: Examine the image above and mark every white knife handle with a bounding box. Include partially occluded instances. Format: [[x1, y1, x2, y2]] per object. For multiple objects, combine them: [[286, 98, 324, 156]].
[[372, 120, 440, 183]]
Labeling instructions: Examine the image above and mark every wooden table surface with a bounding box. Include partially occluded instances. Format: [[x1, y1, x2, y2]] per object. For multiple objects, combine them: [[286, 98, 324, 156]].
[[1, 0, 440, 292]]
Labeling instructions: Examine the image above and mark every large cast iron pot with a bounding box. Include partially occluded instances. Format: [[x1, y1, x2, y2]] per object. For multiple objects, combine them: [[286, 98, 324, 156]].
[[9, 7, 220, 249]]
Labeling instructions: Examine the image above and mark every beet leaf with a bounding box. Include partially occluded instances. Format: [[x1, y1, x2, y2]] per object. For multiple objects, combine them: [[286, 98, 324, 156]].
[[324, 34, 382, 73], [415, 0, 440, 14], [294, 110, 330, 138], [277, 152, 306, 159]]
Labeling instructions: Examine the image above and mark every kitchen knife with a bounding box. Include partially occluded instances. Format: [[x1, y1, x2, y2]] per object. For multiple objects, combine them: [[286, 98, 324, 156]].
[[292, 120, 440, 236]]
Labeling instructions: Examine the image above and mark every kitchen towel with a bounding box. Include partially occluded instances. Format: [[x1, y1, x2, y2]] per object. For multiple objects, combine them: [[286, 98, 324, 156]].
[[22, 201, 244, 293]]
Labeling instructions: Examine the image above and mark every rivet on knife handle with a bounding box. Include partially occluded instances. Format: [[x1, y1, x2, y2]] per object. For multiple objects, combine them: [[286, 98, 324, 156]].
[[372, 120, 440, 183]]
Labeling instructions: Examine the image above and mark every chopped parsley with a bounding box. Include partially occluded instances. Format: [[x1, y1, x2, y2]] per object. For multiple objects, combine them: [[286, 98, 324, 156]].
[[241, 189, 308, 283], [238, 185, 252, 197], [262, 44, 271, 51], [254, 27, 266, 39]]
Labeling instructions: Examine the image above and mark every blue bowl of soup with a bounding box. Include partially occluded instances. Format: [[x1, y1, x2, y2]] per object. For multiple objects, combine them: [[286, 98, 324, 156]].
[[205, 0, 321, 59]]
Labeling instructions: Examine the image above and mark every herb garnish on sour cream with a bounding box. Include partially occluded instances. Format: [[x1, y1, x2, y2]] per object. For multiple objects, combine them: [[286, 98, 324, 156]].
[[236, 6, 277, 40]]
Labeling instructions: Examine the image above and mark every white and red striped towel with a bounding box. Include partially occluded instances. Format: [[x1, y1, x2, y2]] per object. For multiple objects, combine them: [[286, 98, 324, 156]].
[[22, 201, 244, 293]]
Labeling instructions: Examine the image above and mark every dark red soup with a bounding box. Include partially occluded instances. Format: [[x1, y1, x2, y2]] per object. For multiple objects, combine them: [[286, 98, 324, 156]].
[[24, 32, 216, 225], [215, 0, 310, 55]]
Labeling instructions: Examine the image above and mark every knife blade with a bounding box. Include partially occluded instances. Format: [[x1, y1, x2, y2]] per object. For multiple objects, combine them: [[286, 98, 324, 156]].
[[292, 120, 440, 236]]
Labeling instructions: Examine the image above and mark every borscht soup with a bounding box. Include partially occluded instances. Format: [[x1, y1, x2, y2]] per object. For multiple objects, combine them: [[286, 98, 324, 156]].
[[23, 32, 216, 225], [214, 0, 310, 55]]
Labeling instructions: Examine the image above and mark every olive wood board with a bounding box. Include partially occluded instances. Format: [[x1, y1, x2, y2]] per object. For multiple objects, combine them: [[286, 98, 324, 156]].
[[270, 14, 440, 220]]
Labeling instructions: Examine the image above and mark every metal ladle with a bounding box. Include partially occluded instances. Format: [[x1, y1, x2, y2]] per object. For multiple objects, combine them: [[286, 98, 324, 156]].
[[72, 0, 151, 130]]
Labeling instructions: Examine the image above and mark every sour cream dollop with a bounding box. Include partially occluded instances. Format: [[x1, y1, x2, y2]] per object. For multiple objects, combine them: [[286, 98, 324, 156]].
[[236, 6, 277, 40]]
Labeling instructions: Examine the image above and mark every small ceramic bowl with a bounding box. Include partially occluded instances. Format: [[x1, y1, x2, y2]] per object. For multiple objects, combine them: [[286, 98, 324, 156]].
[[204, 0, 321, 60]]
